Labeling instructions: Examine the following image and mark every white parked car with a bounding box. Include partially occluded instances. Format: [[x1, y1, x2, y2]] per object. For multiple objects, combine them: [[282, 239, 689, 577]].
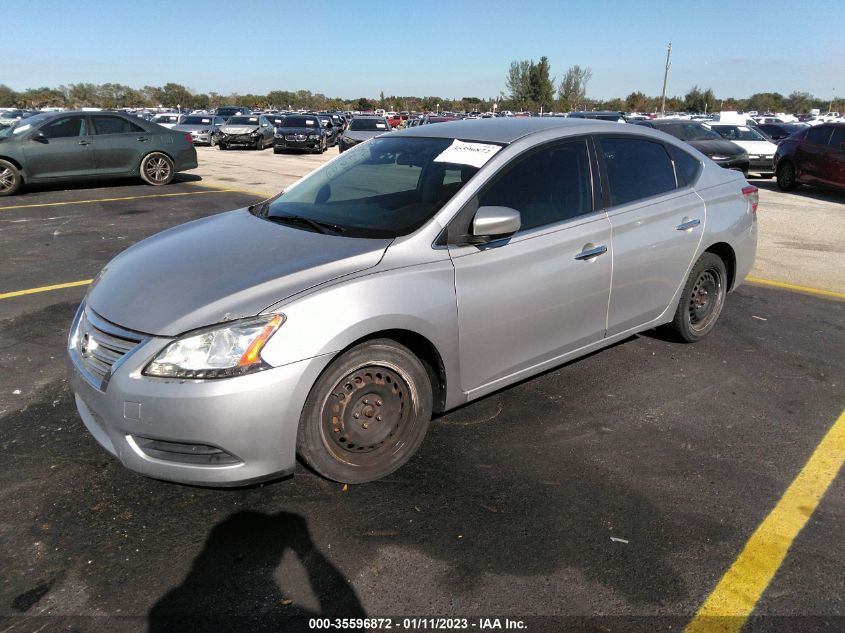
[[705, 123, 778, 177], [151, 113, 184, 129]]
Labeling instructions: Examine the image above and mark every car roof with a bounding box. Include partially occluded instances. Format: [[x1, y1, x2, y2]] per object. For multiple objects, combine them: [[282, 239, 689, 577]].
[[396, 117, 620, 144]]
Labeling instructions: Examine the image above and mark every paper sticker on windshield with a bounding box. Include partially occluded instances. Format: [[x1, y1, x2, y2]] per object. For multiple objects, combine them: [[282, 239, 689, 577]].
[[376, 123, 387, 129], [201, 118, 210, 123], [434, 140, 501, 168], [738, 126, 750, 131], [305, 120, 315, 125]]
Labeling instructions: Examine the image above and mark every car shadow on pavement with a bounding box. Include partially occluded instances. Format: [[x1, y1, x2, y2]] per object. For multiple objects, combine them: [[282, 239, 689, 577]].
[[147, 511, 366, 633]]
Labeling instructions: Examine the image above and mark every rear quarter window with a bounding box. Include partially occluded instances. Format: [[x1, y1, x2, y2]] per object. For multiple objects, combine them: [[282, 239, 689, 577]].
[[667, 144, 702, 187]]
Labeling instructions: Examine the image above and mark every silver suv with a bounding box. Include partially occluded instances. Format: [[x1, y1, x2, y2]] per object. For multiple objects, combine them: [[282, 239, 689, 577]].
[[67, 119, 757, 486]]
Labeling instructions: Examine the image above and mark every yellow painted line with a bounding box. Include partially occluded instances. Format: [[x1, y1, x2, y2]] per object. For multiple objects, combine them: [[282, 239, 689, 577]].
[[0, 279, 92, 300], [684, 408, 845, 633], [0, 189, 237, 211], [190, 180, 273, 198], [746, 277, 845, 301]]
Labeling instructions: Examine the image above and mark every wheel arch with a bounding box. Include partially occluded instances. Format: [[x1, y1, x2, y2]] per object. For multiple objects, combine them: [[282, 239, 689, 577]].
[[0, 155, 25, 181], [703, 242, 737, 291], [327, 329, 448, 414]]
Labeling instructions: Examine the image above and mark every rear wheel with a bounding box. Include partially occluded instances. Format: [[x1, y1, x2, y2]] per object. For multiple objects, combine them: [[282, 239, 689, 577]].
[[139, 152, 175, 186], [668, 253, 727, 343], [776, 161, 797, 191], [297, 339, 433, 483], [255, 136, 265, 150], [0, 159, 22, 196]]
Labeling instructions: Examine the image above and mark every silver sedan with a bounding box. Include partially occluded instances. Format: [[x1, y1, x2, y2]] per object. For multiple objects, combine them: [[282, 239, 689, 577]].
[[67, 119, 757, 486]]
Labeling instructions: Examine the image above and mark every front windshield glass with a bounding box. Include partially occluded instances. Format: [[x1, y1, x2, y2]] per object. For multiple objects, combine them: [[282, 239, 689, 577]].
[[227, 116, 259, 125], [280, 116, 319, 128], [349, 118, 389, 132], [182, 116, 213, 125], [153, 115, 180, 122], [0, 112, 51, 138], [660, 122, 722, 141], [710, 125, 767, 142], [263, 136, 495, 238]]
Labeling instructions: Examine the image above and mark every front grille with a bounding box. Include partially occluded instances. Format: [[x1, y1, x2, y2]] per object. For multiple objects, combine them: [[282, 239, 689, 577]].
[[74, 309, 144, 389], [285, 134, 306, 141]]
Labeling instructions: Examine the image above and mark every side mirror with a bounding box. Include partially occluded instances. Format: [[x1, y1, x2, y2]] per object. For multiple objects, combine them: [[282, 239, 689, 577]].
[[469, 206, 521, 243], [32, 131, 48, 143]]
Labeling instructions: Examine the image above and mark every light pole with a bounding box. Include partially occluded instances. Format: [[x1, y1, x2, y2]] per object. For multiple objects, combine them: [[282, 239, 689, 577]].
[[660, 42, 672, 117]]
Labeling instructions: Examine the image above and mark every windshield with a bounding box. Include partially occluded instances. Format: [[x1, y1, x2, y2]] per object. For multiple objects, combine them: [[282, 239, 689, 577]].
[[280, 116, 319, 128], [349, 118, 389, 132], [263, 136, 498, 238], [181, 116, 213, 125], [153, 115, 180, 122], [658, 122, 722, 141], [0, 112, 52, 138], [217, 108, 244, 116], [227, 116, 259, 125], [709, 125, 767, 142]]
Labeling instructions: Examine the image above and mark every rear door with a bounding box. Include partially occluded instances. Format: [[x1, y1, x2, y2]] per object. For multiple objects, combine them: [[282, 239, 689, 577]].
[[22, 114, 94, 180], [796, 126, 833, 184], [597, 137, 705, 336], [90, 115, 149, 175], [448, 138, 613, 394], [821, 126, 845, 187]]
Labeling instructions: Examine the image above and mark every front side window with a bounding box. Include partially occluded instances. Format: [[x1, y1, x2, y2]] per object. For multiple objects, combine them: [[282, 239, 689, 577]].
[[40, 116, 85, 139], [826, 127, 845, 150], [478, 140, 593, 232], [600, 137, 676, 206], [92, 116, 144, 135], [805, 126, 832, 146], [264, 136, 492, 238]]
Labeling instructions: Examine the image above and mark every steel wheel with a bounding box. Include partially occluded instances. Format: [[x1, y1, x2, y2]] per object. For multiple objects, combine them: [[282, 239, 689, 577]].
[[688, 268, 723, 333], [297, 339, 433, 483], [140, 153, 174, 186], [669, 252, 727, 343], [0, 160, 21, 196], [209, 133, 218, 147]]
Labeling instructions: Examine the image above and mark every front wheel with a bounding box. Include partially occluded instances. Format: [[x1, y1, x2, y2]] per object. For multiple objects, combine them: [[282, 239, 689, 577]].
[[668, 253, 727, 343], [209, 134, 218, 147], [0, 159, 22, 196], [297, 339, 433, 483], [255, 136, 265, 150], [776, 161, 797, 191], [139, 152, 175, 186]]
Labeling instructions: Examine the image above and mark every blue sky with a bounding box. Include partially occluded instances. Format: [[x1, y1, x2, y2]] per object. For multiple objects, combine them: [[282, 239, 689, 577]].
[[7, 0, 843, 101]]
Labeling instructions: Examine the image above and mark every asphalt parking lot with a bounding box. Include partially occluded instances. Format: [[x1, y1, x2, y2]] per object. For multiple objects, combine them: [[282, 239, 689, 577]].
[[0, 176, 843, 633]]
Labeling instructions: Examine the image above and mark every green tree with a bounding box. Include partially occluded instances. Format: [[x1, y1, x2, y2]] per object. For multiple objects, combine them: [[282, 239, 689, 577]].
[[558, 65, 592, 111], [746, 92, 784, 113], [684, 85, 717, 113], [505, 59, 532, 108], [0, 84, 18, 106], [785, 91, 813, 114]]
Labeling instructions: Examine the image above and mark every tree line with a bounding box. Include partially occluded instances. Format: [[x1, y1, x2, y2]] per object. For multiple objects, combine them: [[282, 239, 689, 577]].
[[0, 76, 834, 115], [501, 56, 834, 114]]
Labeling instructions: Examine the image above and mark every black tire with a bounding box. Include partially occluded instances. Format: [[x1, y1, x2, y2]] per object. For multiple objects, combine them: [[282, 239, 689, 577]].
[[776, 161, 797, 191], [760, 172, 774, 179], [219, 143, 227, 151], [255, 136, 265, 150], [139, 152, 175, 186], [668, 253, 727, 343], [297, 339, 433, 483], [273, 148, 282, 154], [0, 159, 22, 196]]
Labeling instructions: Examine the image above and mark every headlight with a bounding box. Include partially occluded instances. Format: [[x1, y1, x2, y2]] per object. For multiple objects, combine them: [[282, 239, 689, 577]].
[[711, 155, 729, 160], [308, 134, 321, 139], [251, 130, 260, 136], [143, 315, 284, 379], [198, 129, 209, 134]]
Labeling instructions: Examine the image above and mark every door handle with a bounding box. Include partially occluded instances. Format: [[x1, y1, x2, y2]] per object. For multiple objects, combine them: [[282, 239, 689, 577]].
[[78, 140, 91, 146], [574, 245, 608, 260], [137, 137, 150, 142], [676, 218, 701, 231]]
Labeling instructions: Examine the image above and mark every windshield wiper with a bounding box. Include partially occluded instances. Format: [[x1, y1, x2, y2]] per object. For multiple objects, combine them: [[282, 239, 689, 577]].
[[266, 214, 346, 235]]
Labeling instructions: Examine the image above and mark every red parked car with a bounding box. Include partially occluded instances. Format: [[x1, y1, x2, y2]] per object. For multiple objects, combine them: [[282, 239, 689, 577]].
[[774, 123, 845, 192]]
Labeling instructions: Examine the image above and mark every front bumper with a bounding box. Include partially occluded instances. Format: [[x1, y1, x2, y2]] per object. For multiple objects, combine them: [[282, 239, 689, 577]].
[[747, 156, 774, 172], [221, 134, 259, 147], [713, 156, 750, 173], [189, 131, 214, 145], [67, 305, 332, 486], [274, 137, 322, 150]]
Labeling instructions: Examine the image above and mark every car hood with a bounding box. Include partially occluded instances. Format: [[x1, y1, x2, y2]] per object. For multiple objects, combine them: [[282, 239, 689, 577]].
[[687, 139, 746, 157], [277, 126, 321, 135], [221, 125, 259, 134], [173, 123, 214, 132], [727, 140, 777, 155], [344, 130, 384, 142], [87, 209, 391, 336]]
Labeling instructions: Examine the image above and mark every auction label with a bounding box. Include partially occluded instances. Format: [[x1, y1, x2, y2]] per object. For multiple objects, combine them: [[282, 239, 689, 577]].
[[433, 140, 501, 168], [309, 617, 527, 630]]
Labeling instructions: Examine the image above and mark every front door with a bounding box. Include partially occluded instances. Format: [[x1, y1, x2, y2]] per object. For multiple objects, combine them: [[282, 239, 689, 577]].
[[22, 115, 94, 180], [448, 138, 612, 396]]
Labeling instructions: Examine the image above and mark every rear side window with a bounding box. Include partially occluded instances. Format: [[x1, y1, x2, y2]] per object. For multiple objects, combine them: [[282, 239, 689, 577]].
[[479, 139, 593, 232], [92, 116, 144, 135], [599, 138, 676, 206], [667, 144, 702, 187], [805, 126, 832, 146], [826, 127, 845, 150]]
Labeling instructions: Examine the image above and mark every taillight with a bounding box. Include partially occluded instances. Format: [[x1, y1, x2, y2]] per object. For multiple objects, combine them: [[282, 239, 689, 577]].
[[742, 185, 758, 215], [184, 133, 193, 144]]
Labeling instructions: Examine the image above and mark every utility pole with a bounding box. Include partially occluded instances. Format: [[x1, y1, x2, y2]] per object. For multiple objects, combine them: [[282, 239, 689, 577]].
[[660, 42, 672, 117]]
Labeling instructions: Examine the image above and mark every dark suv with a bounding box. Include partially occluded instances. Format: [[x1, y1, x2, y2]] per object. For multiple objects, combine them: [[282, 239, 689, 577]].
[[774, 123, 845, 192]]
